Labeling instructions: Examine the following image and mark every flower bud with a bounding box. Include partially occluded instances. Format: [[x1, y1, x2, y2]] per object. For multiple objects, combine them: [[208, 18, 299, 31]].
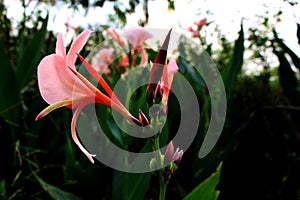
[[138, 109, 149, 126]]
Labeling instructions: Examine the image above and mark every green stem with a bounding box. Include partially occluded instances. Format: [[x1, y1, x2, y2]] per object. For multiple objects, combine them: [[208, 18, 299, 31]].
[[153, 136, 167, 200], [159, 179, 167, 200]]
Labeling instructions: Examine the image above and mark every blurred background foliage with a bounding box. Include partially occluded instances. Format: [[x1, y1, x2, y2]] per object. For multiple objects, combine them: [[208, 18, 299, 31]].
[[0, 0, 300, 199]]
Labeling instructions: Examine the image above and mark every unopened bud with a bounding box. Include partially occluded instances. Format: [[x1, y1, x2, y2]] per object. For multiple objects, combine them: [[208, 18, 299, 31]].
[[154, 83, 163, 102], [138, 109, 149, 126]]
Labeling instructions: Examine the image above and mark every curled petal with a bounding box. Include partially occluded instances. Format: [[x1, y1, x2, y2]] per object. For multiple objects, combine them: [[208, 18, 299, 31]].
[[76, 54, 113, 97], [71, 103, 96, 163]]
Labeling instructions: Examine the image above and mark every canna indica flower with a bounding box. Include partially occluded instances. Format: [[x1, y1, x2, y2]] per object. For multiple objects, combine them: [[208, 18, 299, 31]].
[[35, 30, 137, 163], [123, 27, 153, 66], [95, 48, 114, 74]]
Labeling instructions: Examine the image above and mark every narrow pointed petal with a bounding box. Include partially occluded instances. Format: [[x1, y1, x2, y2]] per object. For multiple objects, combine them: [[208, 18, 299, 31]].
[[77, 53, 113, 97], [71, 104, 96, 163], [66, 66, 112, 106], [67, 30, 92, 68], [138, 109, 149, 126], [35, 99, 74, 121], [150, 29, 172, 83], [147, 29, 172, 103], [55, 33, 66, 57]]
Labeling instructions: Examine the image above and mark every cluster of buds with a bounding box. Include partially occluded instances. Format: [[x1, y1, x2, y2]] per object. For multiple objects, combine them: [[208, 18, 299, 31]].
[[162, 141, 183, 183], [150, 140, 184, 183]]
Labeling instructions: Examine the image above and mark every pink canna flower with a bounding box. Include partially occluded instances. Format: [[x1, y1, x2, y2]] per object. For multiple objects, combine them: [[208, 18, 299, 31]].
[[123, 27, 152, 49], [35, 30, 136, 163], [97, 48, 114, 65], [95, 48, 114, 74], [123, 27, 153, 66]]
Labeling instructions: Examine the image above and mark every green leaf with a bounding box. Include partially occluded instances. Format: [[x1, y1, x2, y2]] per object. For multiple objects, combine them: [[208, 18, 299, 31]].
[[112, 171, 151, 200], [184, 162, 222, 200], [0, 40, 20, 122], [275, 51, 298, 102], [16, 14, 48, 89], [0, 179, 7, 200], [221, 24, 244, 100], [34, 173, 83, 200], [114, 6, 126, 25], [274, 29, 300, 70]]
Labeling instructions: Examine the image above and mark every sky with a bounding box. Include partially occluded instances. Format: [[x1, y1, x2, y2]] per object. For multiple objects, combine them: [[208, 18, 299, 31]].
[[3, 0, 300, 74]]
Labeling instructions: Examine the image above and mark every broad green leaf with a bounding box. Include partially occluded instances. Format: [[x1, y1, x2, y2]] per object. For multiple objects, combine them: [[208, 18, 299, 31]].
[[112, 141, 152, 200], [34, 173, 83, 200], [0, 40, 20, 122], [184, 162, 222, 200], [112, 171, 151, 200], [221, 24, 244, 100], [16, 14, 48, 88]]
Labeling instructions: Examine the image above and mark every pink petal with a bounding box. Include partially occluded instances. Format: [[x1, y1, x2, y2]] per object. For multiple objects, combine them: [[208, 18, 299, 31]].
[[164, 141, 174, 165], [161, 60, 178, 106], [97, 48, 114, 64], [167, 59, 179, 76], [37, 54, 72, 104], [37, 54, 93, 105], [67, 30, 92, 68], [124, 27, 152, 49], [71, 103, 96, 163], [55, 33, 66, 58]]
